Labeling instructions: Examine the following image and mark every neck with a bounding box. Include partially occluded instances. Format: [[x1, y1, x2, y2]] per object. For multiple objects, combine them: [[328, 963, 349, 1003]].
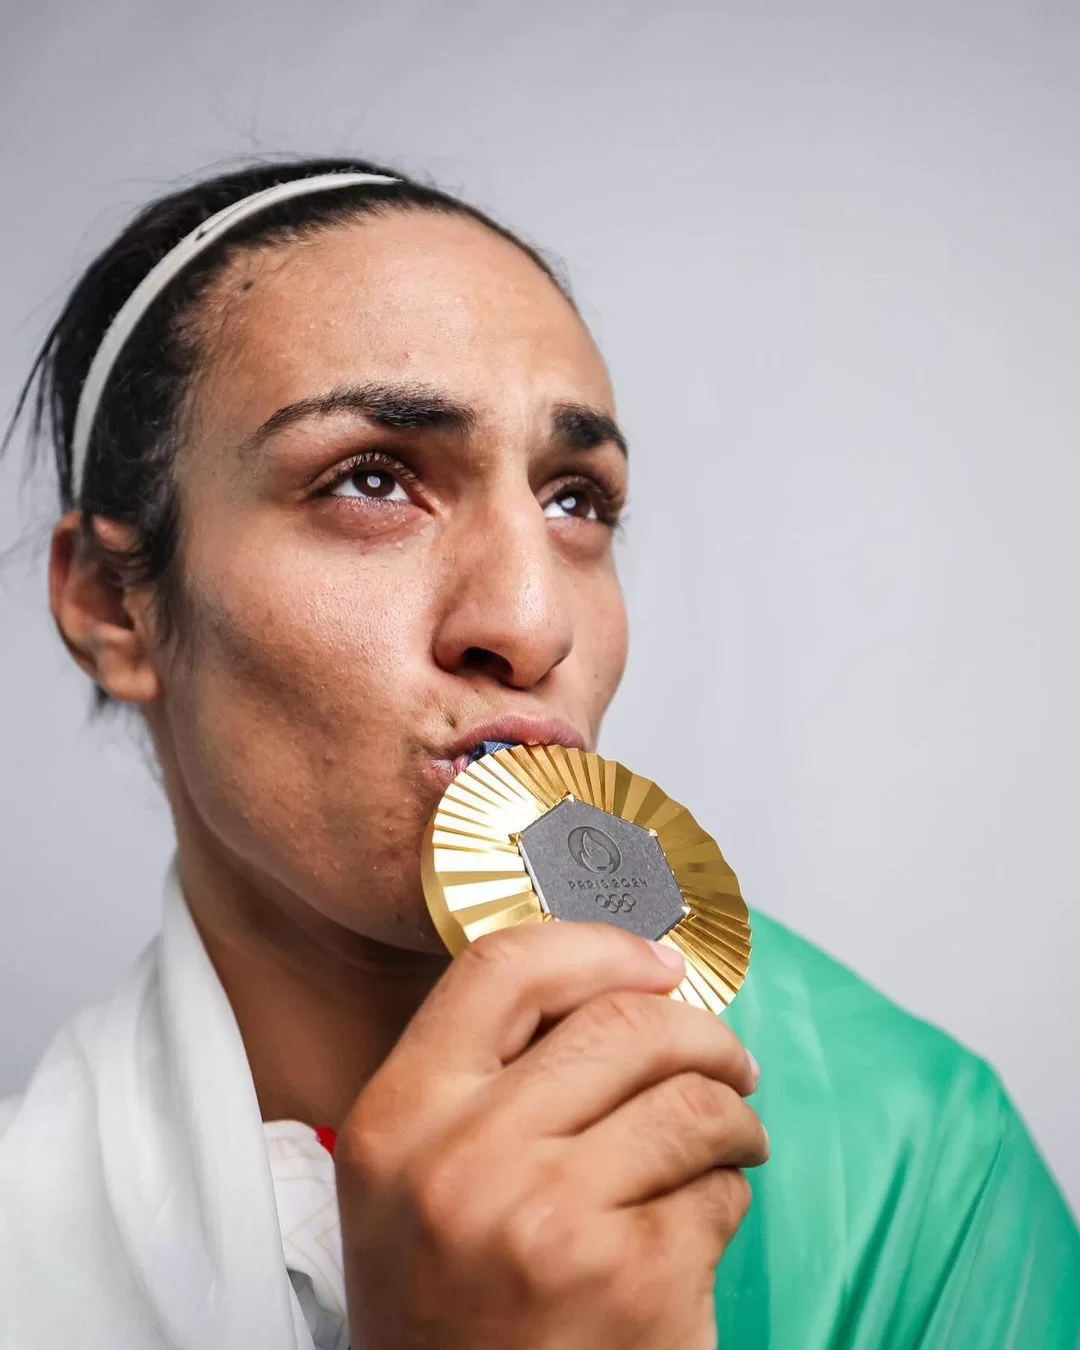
[[175, 841, 449, 1131]]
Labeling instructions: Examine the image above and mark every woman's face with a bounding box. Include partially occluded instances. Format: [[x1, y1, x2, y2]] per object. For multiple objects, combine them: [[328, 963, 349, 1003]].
[[148, 209, 628, 951]]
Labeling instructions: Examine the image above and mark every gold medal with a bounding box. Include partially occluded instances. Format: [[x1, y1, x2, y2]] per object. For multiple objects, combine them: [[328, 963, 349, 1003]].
[[422, 744, 751, 1014]]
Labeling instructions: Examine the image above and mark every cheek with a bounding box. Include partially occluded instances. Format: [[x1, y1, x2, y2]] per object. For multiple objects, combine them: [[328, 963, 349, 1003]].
[[577, 566, 629, 719], [188, 536, 424, 708], [163, 531, 435, 851]]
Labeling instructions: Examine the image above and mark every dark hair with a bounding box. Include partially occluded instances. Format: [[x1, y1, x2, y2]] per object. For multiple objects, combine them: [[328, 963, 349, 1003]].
[[5, 155, 572, 666]]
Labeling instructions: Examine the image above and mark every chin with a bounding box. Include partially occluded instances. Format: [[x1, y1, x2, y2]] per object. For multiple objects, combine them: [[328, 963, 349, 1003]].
[[319, 852, 448, 957], [355, 910, 450, 958]]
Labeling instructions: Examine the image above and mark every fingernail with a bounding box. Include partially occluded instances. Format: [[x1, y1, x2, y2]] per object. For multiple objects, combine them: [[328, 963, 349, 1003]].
[[648, 941, 686, 975], [747, 1051, 761, 1088]]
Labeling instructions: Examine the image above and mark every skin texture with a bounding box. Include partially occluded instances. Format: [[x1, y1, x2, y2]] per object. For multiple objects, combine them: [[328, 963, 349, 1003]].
[[53, 211, 629, 1122], [50, 207, 767, 1349], [339, 923, 767, 1350]]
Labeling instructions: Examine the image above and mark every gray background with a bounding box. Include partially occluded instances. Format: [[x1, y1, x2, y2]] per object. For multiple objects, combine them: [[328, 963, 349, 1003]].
[[1, 1, 1077, 1209]]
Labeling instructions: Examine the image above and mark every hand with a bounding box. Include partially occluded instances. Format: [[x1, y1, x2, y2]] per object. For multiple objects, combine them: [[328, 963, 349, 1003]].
[[336, 921, 768, 1350]]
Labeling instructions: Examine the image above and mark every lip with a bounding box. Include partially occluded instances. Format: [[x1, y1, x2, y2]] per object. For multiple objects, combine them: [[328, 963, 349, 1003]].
[[437, 715, 589, 781]]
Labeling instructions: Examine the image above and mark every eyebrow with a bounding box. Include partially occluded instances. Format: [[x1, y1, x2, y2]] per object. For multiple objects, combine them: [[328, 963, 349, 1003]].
[[239, 382, 475, 456], [239, 381, 627, 458], [552, 402, 628, 458]]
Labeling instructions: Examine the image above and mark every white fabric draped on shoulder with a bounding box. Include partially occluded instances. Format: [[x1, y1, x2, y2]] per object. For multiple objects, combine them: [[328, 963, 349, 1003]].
[[0, 866, 316, 1350]]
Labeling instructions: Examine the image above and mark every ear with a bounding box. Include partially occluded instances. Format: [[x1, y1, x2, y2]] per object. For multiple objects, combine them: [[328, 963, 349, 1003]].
[[49, 512, 163, 704]]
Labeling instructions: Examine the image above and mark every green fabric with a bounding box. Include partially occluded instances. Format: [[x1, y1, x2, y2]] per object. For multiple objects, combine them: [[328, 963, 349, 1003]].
[[717, 911, 1080, 1348]]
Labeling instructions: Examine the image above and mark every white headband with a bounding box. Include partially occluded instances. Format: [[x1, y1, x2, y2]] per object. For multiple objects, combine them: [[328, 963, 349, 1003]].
[[71, 170, 400, 496]]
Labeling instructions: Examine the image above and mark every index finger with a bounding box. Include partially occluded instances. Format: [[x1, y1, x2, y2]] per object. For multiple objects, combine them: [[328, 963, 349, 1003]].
[[398, 920, 687, 1077]]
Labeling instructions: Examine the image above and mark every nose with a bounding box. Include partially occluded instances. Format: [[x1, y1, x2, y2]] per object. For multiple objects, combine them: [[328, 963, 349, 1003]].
[[432, 493, 574, 690]]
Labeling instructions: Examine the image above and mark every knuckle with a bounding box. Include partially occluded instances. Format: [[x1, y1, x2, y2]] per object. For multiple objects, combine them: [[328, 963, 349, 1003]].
[[335, 1118, 394, 1190], [710, 1018, 746, 1062], [725, 1170, 754, 1226], [502, 1204, 564, 1283], [724, 1097, 769, 1166], [606, 1261, 664, 1330], [629, 1201, 670, 1258], [691, 1014, 750, 1081], [709, 1168, 753, 1236], [669, 1071, 734, 1124], [589, 988, 659, 1038], [461, 928, 527, 977], [502, 1198, 614, 1295], [405, 1146, 480, 1252]]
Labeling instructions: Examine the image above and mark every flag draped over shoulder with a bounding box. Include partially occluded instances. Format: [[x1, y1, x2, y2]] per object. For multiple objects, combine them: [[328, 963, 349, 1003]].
[[0, 870, 1077, 1349], [718, 912, 1080, 1348], [0, 868, 313, 1349]]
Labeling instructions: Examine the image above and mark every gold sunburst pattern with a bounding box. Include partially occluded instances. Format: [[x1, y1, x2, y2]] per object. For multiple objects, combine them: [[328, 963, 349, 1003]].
[[421, 745, 751, 1015]]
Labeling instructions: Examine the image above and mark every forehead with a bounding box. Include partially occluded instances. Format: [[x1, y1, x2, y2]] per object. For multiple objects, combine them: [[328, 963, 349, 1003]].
[[192, 210, 613, 441]]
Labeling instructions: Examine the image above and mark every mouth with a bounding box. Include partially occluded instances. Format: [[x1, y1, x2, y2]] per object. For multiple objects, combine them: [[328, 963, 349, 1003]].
[[436, 715, 589, 783]]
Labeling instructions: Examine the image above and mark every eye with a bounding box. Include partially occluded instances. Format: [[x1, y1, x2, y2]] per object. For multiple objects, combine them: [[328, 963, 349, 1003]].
[[329, 466, 410, 503], [543, 488, 601, 522]]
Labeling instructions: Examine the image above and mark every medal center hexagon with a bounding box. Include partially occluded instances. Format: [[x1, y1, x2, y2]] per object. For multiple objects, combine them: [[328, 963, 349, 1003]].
[[518, 798, 687, 941]]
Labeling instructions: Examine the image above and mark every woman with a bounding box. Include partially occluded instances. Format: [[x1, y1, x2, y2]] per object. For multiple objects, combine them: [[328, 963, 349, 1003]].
[[1, 157, 1076, 1350]]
